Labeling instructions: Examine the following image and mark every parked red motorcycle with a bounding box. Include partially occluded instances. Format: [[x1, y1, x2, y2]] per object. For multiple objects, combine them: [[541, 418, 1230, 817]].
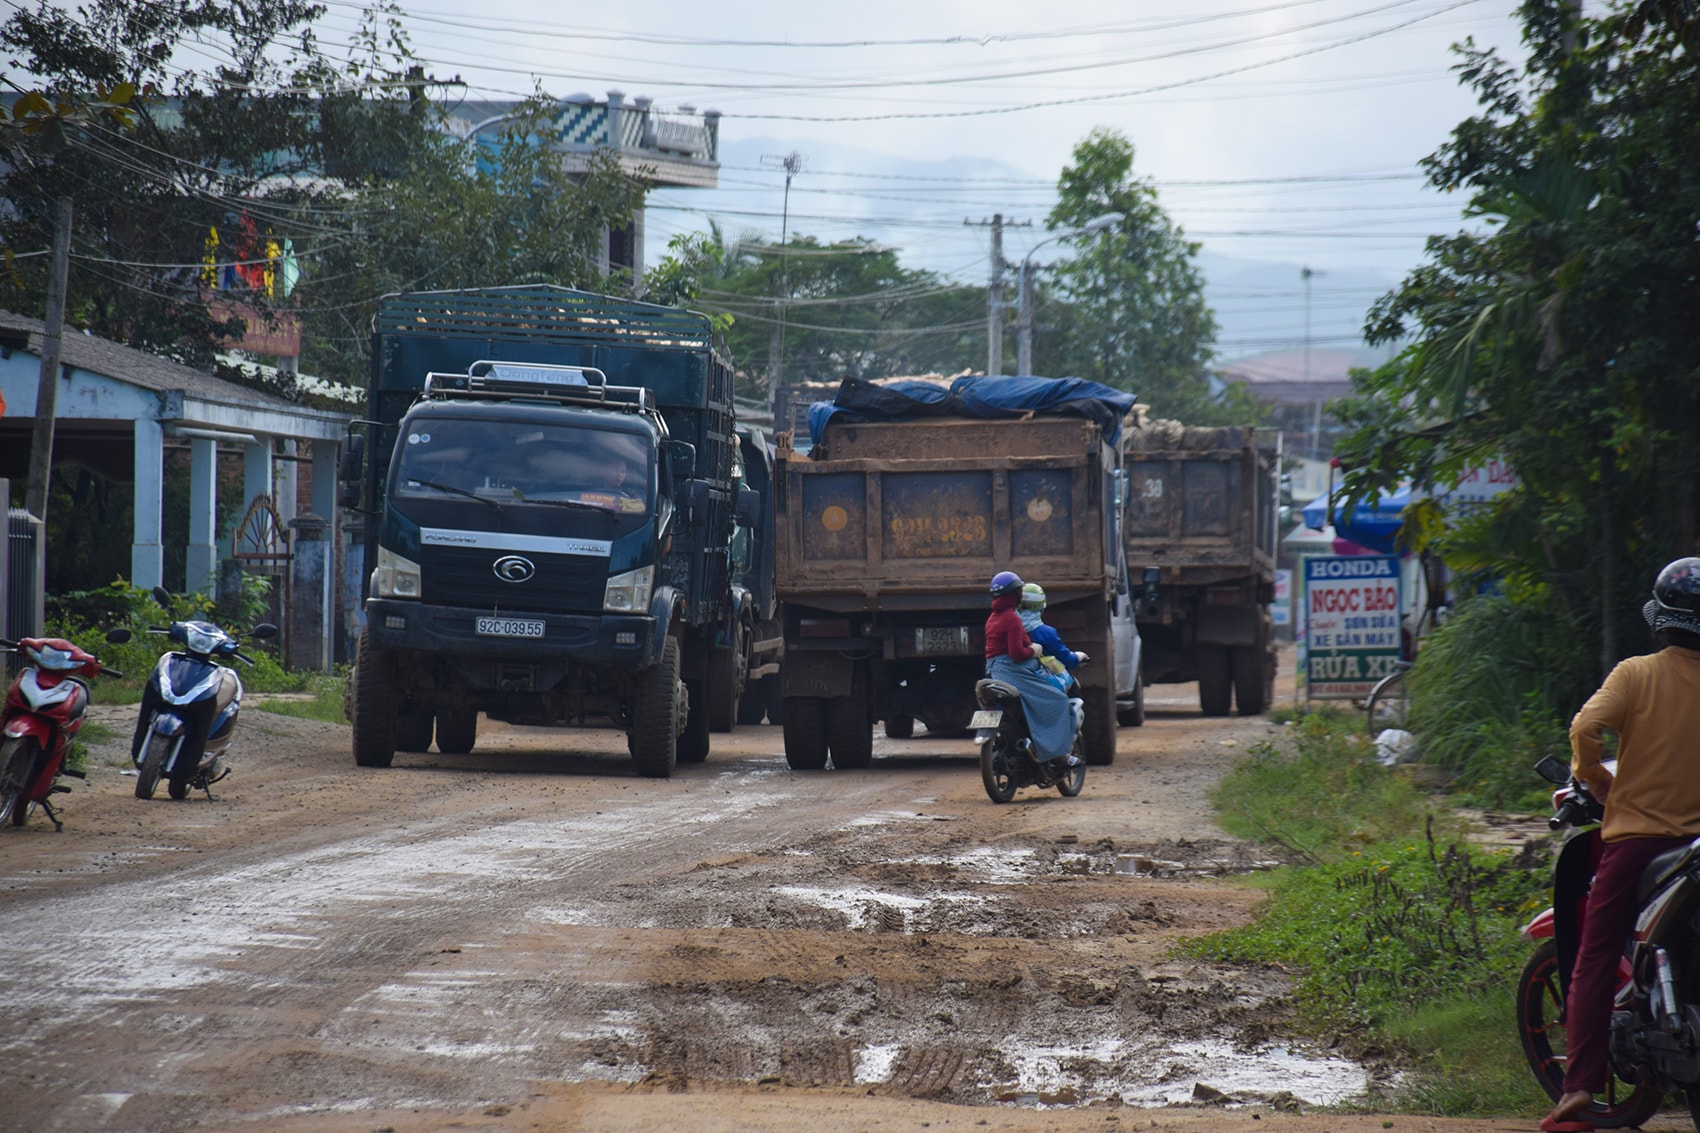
[[1517, 753, 1700, 1129], [0, 629, 129, 830]]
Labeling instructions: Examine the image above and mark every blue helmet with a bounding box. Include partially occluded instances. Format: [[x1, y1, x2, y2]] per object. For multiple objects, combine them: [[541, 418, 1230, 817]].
[[989, 570, 1024, 598]]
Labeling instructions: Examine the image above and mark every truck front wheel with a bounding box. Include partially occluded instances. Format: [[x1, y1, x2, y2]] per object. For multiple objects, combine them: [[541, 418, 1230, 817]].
[[629, 636, 682, 778], [782, 696, 829, 770], [1197, 647, 1232, 717], [351, 631, 398, 769]]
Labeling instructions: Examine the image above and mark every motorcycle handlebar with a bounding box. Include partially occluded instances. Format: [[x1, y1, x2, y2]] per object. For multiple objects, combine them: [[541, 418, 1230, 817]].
[[99, 665, 124, 678]]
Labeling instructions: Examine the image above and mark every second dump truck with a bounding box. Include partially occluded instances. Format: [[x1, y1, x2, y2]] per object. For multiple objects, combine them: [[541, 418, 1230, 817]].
[[1120, 414, 1278, 716], [773, 376, 1143, 768]]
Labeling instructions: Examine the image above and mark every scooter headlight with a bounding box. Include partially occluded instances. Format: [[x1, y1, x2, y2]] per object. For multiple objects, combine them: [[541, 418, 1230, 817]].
[[372, 546, 423, 599]]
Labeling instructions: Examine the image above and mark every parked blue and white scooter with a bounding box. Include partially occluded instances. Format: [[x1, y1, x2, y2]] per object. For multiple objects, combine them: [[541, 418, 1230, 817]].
[[131, 586, 277, 801]]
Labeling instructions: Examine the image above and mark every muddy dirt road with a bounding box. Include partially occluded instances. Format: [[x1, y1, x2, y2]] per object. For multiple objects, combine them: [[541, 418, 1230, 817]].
[[0, 679, 1564, 1133]]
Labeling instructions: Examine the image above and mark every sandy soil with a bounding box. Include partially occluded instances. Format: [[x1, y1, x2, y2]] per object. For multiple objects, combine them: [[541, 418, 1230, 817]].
[[0, 660, 1656, 1133]]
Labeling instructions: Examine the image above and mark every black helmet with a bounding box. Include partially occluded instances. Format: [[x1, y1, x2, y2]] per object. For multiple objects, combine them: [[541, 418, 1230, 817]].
[[989, 570, 1024, 598], [1643, 557, 1700, 635]]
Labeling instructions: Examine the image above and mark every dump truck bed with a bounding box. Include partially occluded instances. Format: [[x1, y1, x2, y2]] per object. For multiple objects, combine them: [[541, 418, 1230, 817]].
[[775, 417, 1116, 610], [1120, 422, 1277, 586]]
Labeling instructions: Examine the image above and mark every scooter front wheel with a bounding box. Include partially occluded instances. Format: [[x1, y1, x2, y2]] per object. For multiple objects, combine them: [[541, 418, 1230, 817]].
[[136, 731, 171, 800], [980, 736, 1018, 804], [0, 736, 39, 826], [1057, 747, 1086, 798]]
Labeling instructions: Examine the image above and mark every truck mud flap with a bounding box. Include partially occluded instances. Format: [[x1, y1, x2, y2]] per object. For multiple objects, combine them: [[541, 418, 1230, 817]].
[[783, 651, 854, 699]]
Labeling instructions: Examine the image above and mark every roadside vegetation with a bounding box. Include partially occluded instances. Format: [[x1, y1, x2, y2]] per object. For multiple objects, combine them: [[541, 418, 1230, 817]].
[[44, 579, 346, 719], [1192, 711, 1553, 1116]]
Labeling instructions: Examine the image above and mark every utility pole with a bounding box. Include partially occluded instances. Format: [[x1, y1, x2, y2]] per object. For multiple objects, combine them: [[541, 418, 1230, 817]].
[[763, 151, 803, 404], [25, 197, 73, 526], [965, 214, 1028, 375], [1302, 265, 1324, 458]]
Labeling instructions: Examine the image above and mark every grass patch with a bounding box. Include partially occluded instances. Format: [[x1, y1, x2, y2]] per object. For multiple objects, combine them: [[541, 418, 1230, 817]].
[[248, 672, 349, 725], [1190, 711, 1550, 1116]]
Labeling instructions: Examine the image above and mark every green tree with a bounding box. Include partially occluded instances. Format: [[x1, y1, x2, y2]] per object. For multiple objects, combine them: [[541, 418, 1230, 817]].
[[650, 228, 984, 400], [1336, 0, 1700, 678], [1040, 127, 1250, 423], [0, 0, 640, 384]]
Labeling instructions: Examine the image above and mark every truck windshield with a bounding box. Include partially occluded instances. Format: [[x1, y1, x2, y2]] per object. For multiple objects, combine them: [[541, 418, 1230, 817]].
[[393, 419, 651, 514]]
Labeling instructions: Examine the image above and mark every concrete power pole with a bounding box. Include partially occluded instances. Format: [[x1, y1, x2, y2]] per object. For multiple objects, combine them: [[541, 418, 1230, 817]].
[[965, 214, 1028, 375], [25, 197, 73, 526], [763, 151, 803, 405]]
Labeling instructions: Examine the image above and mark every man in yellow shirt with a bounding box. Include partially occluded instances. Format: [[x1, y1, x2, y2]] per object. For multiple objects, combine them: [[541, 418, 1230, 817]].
[[1545, 557, 1700, 1131]]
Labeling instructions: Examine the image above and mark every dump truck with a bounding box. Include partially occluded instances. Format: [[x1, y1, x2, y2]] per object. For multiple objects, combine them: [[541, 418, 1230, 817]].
[[1120, 415, 1278, 716], [339, 286, 752, 777], [773, 376, 1143, 769]]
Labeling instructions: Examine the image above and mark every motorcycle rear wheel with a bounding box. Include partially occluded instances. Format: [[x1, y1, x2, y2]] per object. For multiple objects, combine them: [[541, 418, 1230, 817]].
[[0, 736, 39, 826], [980, 736, 1017, 804], [1516, 938, 1662, 1128], [135, 731, 170, 800]]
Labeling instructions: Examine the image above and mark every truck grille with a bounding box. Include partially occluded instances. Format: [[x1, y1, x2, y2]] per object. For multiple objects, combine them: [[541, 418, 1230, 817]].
[[421, 547, 605, 615]]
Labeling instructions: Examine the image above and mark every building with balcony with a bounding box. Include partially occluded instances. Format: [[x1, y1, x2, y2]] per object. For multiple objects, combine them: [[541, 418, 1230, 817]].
[[442, 92, 721, 285]]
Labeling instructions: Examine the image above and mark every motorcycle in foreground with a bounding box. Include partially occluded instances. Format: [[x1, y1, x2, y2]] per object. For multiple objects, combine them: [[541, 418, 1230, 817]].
[[0, 628, 130, 830], [1518, 753, 1700, 1129], [133, 587, 276, 801], [971, 677, 1085, 803]]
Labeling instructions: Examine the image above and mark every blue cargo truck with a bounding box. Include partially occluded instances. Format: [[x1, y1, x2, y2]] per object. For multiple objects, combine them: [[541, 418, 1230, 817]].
[[338, 287, 752, 777]]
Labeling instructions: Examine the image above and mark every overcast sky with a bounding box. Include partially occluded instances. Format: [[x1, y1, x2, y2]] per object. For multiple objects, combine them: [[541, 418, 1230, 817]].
[[200, 0, 1538, 356]]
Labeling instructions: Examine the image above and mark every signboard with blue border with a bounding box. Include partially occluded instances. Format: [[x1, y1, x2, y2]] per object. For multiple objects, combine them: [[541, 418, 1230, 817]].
[[1303, 555, 1402, 699]]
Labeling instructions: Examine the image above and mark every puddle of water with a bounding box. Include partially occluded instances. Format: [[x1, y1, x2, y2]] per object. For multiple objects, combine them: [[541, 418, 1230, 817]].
[[986, 1035, 1368, 1108], [773, 884, 984, 932], [854, 1043, 903, 1084], [918, 846, 1038, 884]]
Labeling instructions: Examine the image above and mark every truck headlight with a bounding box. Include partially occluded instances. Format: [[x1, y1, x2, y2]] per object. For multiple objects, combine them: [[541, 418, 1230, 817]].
[[604, 566, 653, 612], [372, 546, 423, 599]]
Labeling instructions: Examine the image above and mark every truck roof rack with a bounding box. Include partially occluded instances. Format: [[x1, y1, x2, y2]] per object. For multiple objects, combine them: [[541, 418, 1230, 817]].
[[423, 360, 657, 413], [375, 286, 717, 351]]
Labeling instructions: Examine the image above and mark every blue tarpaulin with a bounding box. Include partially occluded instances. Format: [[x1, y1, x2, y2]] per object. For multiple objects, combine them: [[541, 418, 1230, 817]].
[[1300, 486, 1414, 554], [807, 374, 1137, 448]]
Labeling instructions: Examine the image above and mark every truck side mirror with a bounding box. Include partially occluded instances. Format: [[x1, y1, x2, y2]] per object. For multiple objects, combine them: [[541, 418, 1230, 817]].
[[679, 479, 712, 527], [336, 432, 366, 510], [664, 439, 697, 481], [735, 486, 761, 528]]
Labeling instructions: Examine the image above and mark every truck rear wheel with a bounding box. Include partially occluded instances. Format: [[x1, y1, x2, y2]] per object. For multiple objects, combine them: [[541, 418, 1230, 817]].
[[680, 678, 711, 764], [1197, 647, 1232, 717], [629, 636, 681, 778], [737, 674, 768, 725], [762, 676, 785, 726], [395, 710, 433, 753], [435, 709, 477, 754], [826, 669, 873, 770], [351, 631, 398, 769], [1233, 646, 1270, 716], [1081, 686, 1117, 766], [708, 628, 742, 733], [782, 696, 828, 770], [1117, 675, 1146, 727]]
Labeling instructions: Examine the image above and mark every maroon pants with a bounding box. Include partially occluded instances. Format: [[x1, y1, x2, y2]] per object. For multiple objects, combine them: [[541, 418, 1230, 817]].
[[1564, 834, 1691, 1092]]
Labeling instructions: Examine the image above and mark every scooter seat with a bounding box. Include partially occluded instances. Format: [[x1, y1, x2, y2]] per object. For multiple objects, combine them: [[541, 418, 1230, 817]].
[[1638, 840, 1700, 903], [975, 678, 1022, 704]]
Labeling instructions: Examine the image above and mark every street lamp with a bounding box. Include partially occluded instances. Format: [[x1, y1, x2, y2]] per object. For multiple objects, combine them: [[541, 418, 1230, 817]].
[[1015, 211, 1123, 376]]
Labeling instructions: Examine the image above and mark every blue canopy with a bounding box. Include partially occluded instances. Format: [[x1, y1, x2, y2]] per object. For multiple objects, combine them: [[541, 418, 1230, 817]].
[[807, 374, 1137, 448], [1301, 485, 1414, 555]]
